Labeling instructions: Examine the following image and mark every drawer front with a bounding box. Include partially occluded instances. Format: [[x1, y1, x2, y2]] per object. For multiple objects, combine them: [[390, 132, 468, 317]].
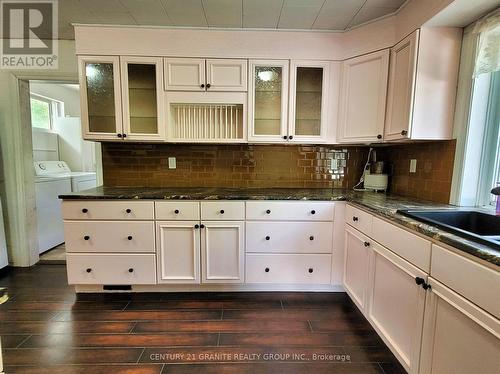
[[64, 221, 155, 253], [246, 222, 333, 253], [246, 254, 331, 284], [246, 201, 334, 221], [62, 201, 154, 220], [201, 201, 245, 220], [431, 244, 500, 318], [155, 201, 200, 220], [372, 216, 431, 272], [67, 253, 156, 285], [345, 204, 373, 235]]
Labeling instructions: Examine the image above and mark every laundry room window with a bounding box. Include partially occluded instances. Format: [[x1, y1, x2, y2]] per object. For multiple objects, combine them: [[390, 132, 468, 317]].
[[30, 94, 64, 130]]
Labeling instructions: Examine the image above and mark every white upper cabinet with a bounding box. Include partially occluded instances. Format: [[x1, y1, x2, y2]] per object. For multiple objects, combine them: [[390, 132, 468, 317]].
[[338, 50, 389, 143], [164, 58, 247, 92], [248, 60, 289, 142], [385, 28, 461, 141], [164, 58, 206, 91], [289, 60, 330, 143]]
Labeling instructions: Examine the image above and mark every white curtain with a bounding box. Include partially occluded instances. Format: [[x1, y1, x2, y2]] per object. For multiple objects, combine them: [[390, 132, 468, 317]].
[[473, 9, 500, 77]]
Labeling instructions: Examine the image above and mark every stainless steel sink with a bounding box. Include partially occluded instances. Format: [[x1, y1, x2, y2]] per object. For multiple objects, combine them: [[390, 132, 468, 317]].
[[397, 210, 500, 249]]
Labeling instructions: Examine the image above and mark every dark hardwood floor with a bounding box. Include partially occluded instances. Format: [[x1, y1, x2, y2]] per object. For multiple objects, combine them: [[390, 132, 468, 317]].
[[0, 265, 406, 373]]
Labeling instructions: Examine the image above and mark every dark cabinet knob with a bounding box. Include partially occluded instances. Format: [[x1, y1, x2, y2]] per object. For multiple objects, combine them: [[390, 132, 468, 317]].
[[415, 277, 425, 286], [266, 209, 271, 214], [309, 236, 314, 241], [283, 135, 288, 140], [265, 267, 270, 273], [174, 209, 180, 214], [364, 241, 370, 247], [82, 208, 88, 213], [128, 268, 134, 273], [311, 210, 316, 215], [117, 133, 122, 138], [122, 133, 127, 138], [194, 224, 200, 229], [265, 236, 270, 240], [352, 216, 359, 222], [377, 134, 382, 139], [308, 268, 313, 273], [206, 83, 211, 88], [423, 283, 432, 290], [200, 224, 205, 228], [86, 268, 92, 273], [126, 209, 131, 213], [201, 83, 205, 88], [84, 235, 90, 240], [220, 209, 224, 214], [401, 130, 408, 136], [127, 236, 133, 240], [288, 135, 293, 140]]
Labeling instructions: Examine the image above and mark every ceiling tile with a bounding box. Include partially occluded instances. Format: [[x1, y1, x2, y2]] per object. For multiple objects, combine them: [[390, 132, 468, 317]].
[[78, 0, 128, 13], [349, 6, 397, 27], [161, 0, 208, 27], [365, 0, 406, 8], [312, 0, 365, 30], [243, 0, 283, 28], [203, 0, 242, 27], [120, 0, 172, 25], [278, 0, 325, 29], [91, 12, 138, 25]]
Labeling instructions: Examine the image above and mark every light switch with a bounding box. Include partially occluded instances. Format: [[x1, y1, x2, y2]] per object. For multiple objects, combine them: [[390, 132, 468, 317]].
[[410, 159, 417, 173], [168, 157, 176, 169]]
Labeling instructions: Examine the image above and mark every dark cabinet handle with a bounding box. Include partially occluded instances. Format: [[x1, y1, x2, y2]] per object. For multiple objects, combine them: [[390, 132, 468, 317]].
[[220, 209, 224, 214], [364, 241, 370, 247], [174, 209, 180, 214], [289, 135, 293, 140], [84, 235, 90, 240], [265, 267, 270, 273], [311, 210, 316, 215], [308, 268, 313, 273], [283, 135, 288, 140], [415, 277, 425, 286], [128, 268, 134, 273], [82, 208, 88, 213], [127, 236, 133, 240], [423, 283, 432, 290], [309, 236, 314, 241], [401, 130, 408, 136], [86, 268, 92, 273], [377, 134, 382, 139], [200, 83, 205, 88], [200, 224, 205, 228], [126, 209, 131, 213], [206, 83, 211, 88], [117, 133, 122, 138], [122, 133, 127, 138], [266, 209, 271, 214], [194, 224, 200, 229], [352, 216, 359, 222], [265, 236, 270, 240]]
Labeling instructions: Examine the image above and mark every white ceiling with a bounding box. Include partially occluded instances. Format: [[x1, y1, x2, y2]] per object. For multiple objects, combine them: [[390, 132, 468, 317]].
[[58, 0, 408, 39]]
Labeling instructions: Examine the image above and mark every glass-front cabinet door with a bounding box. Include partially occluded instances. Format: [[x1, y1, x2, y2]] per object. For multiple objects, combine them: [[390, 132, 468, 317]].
[[79, 56, 123, 141], [121, 56, 165, 141], [248, 60, 289, 142], [289, 60, 330, 143]]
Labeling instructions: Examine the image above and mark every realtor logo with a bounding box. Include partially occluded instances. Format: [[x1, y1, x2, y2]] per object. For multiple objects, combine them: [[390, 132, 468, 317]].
[[0, 0, 58, 69]]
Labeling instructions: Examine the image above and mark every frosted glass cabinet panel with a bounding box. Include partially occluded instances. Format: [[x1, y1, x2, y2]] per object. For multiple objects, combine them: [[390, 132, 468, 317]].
[[121, 57, 165, 141], [289, 61, 330, 142], [248, 60, 289, 142], [79, 56, 122, 140]]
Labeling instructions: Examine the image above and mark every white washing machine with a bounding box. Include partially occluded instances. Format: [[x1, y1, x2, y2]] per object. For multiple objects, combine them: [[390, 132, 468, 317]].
[[34, 161, 97, 254]]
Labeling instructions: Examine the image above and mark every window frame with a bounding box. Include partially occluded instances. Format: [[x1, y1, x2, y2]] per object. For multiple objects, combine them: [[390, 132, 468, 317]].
[[30, 93, 64, 131]]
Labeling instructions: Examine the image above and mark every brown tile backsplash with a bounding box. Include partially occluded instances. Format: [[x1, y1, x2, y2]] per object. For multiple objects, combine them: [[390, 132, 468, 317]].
[[101, 140, 456, 203]]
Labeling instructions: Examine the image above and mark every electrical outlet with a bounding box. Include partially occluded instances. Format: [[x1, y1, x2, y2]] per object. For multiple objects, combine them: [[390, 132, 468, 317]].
[[168, 157, 176, 169], [410, 159, 417, 173]]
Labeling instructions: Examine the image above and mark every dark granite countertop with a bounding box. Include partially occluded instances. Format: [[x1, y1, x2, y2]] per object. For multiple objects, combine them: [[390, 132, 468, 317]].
[[60, 187, 499, 267]]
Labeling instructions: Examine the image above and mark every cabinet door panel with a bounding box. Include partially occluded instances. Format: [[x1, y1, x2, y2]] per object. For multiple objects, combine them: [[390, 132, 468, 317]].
[[156, 221, 200, 284], [79, 56, 122, 140], [201, 221, 244, 283], [164, 58, 206, 91], [206, 59, 247, 91]]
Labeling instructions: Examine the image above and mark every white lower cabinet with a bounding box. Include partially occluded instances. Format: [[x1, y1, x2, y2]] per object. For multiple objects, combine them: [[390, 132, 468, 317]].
[[367, 242, 427, 374], [419, 277, 500, 374], [156, 221, 200, 284], [343, 225, 371, 311], [201, 221, 244, 283]]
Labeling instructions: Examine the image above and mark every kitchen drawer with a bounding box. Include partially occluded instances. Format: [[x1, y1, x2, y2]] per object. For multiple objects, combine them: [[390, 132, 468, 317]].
[[201, 201, 245, 220], [345, 204, 372, 235], [372, 216, 431, 272], [62, 200, 154, 220], [246, 254, 331, 284], [155, 201, 200, 220], [431, 244, 500, 318], [64, 221, 155, 253], [67, 253, 156, 285], [246, 222, 333, 253], [246, 201, 334, 221]]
